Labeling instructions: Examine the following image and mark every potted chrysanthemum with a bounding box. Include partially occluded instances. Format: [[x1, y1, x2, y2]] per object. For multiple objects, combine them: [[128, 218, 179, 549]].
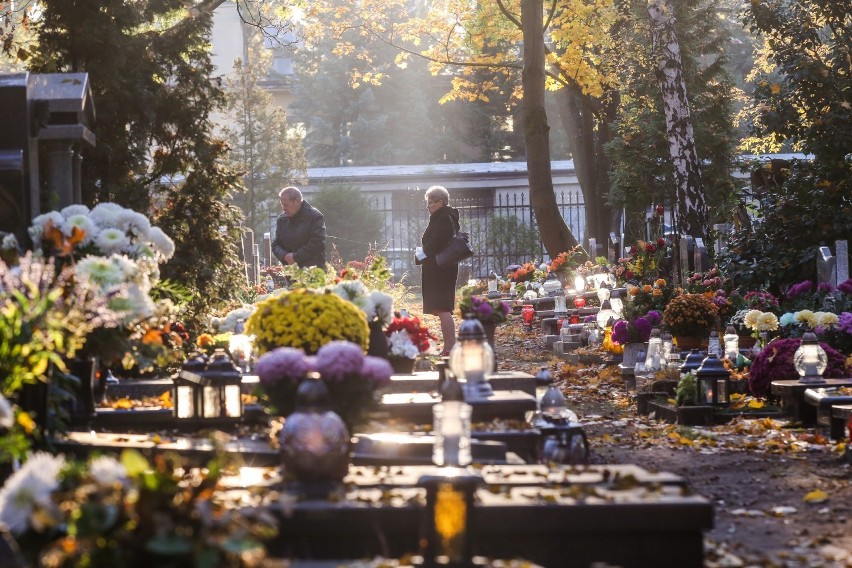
[[662, 293, 719, 350]]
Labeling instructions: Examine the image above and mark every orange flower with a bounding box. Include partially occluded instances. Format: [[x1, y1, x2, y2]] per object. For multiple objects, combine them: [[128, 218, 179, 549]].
[[197, 333, 214, 347], [628, 286, 639, 297], [642, 284, 652, 293], [141, 329, 163, 345], [655, 279, 667, 288]]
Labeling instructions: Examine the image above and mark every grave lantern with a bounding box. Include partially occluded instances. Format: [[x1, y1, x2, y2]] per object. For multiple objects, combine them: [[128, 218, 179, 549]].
[[173, 352, 207, 420], [695, 354, 730, 406], [573, 274, 585, 293], [521, 304, 535, 331], [723, 325, 739, 360], [449, 315, 494, 400], [202, 349, 244, 420], [793, 332, 827, 385], [609, 289, 624, 318], [418, 469, 483, 568], [596, 299, 617, 329]]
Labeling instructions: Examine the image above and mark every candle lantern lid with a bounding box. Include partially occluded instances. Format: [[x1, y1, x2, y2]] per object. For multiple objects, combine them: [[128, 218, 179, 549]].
[[535, 365, 554, 387], [458, 314, 487, 340], [294, 374, 330, 411], [695, 353, 729, 378], [679, 349, 705, 374], [204, 349, 242, 382]]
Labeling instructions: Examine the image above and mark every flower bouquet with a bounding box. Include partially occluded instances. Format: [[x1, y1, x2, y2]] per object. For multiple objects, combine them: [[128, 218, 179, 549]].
[[748, 337, 849, 397], [246, 288, 368, 355], [611, 310, 662, 345], [662, 293, 719, 342], [743, 309, 780, 346], [507, 262, 539, 283], [254, 340, 392, 429], [383, 312, 437, 372], [623, 279, 674, 321], [458, 294, 511, 326], [0, 449, 276, 568]]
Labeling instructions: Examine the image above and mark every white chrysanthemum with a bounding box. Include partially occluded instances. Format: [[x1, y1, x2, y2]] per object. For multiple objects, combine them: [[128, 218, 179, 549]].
[[0, 452, 65, 535], [220, 306, 255, 333], [756, 312, 779, 331], [367, 290, 394, 325], [28, 211, 64, 245], [94, 228, 130, 255], [107, 254, 139, 280], [61, 214, 98, 244], [76, 256, 125, 287], [333, 280, 368, 302], [743, 309, 762, 330], [126, 284, 156, 321], [815, 312, 839, 328], [116, 210, 151, 239], [89, 202, 127, 228], [60, 204, 89, 218], [88, 455, 128, 486], [1, 233, 18, 251], [147, 226, 175, 260], [795, 310, 817, 328], [0, 393, 13, 429], [388, 330, 418, 359]]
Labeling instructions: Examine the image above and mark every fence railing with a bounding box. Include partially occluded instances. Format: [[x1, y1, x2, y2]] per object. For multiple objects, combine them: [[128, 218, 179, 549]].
[[367, 189, 585, 281]]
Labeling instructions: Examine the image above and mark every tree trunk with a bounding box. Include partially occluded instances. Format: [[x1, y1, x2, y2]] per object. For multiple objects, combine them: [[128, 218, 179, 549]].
[[521, 0, 578, 257], [647, 0, 707, 240], [555, 86, 617, 249]]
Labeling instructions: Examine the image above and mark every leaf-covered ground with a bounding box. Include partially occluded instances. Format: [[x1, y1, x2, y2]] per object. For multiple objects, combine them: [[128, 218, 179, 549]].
[[492, 322, 852, 568]]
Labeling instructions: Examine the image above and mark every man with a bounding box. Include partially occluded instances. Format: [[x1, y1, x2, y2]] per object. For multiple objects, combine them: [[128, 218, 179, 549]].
[[272, 186, 327, 268]]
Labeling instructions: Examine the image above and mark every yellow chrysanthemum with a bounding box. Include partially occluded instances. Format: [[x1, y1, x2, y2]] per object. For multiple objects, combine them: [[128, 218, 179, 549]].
[[743, 309, 762, 330], [246, 288, 368, 355], [815, 312, 838, 328], [794, 310, 817, 328], [756, 312, 779, 331]]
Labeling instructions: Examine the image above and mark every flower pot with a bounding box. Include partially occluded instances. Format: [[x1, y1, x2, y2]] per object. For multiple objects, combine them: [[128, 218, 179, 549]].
[[622, 342, 648, 367], [674, 336, 707, 351], [389, 356, 416, 375]]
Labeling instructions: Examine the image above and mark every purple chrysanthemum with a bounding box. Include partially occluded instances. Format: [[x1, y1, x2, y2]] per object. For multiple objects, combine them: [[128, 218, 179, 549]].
[[786, 280, 813, 299], [633, 317, 653, 342], [360, 356, 393, 385], [478, 302, 494, 318], [315, 341, 365, 382], [838, 312, 852, 334], [838, 279, 852, 295], [817, 282, 835, 294], [611, 320, 629, 344], [748, 338, 849, 397], [645, 310, 662, 326], [255, 347, 309, 386]]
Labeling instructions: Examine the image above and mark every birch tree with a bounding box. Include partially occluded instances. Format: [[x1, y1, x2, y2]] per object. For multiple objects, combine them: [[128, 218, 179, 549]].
[[647, 0, 707, 240]]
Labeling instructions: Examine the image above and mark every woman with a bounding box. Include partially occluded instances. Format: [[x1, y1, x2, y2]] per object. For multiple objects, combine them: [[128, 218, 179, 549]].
[[417, 185, 460, 355]]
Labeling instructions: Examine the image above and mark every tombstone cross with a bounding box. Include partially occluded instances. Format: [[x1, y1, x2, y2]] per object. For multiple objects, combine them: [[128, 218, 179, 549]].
[[817, 246, 837, 288]]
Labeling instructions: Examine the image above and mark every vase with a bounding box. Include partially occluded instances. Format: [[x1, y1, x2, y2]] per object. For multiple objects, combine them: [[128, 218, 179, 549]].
[[622, 342, 648, 368], [389, 356, 416, 375], [367, 320, 389, 359], [66, 356, 100, 427], [674, 336, 706, 351]]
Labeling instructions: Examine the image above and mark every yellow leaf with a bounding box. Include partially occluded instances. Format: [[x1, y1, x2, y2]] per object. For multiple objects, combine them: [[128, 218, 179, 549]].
[[112, 398, 134, 409], [803, 489, 828, 503], [748, 399, 765, 409]]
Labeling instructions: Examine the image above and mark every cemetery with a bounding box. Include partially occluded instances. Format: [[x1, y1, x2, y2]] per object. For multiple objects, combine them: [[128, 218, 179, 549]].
[[1, 2, 851, 568]]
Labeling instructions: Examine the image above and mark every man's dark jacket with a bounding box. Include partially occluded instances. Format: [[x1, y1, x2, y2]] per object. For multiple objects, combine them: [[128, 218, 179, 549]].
[[272, 200, 326, 268]]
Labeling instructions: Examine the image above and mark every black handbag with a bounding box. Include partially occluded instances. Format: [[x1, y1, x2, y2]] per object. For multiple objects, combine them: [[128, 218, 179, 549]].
[[435, 231, 473, 266]]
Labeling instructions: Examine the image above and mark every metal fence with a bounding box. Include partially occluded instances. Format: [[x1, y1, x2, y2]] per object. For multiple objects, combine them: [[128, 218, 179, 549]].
[[368, 189, 585, 281]]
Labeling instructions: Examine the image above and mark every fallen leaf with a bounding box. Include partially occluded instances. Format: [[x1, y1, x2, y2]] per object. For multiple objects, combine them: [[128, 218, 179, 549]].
[[803, 489, 828, 503]]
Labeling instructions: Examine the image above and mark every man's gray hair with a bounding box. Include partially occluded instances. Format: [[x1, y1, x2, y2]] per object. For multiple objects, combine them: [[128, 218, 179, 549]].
[[424, 185, 450, 206], [279, 186, 303, 201]]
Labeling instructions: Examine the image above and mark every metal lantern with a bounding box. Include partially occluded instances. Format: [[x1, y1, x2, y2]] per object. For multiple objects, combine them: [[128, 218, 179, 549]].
[[449, 315, 495, 400], [679, 349, 705, 376], [173, 349, 243, 424], [203, 349, 244, 420], [609, 289, 624, 318], [695, 353, 730, 406], [173, 352, 207, 420], [418, 470, 483, 568], [793, 332, 828, 385]]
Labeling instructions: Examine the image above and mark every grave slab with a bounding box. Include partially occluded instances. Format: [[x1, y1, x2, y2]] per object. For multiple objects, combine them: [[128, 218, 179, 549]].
[[771, 378, 852, 424], [380, 390, 537, 425], [383, 370, 536, 396], [803, 388, 852, 439]]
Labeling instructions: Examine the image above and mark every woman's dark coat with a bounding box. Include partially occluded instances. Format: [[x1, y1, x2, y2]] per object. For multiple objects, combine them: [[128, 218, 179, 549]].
[[420, 205, 460, 313], [272, 200, 327, 268]]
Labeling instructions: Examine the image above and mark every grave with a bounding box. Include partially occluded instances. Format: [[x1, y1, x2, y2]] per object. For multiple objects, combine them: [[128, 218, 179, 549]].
[[771, 378, 852, 424], [803, 388, 852, 439]]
